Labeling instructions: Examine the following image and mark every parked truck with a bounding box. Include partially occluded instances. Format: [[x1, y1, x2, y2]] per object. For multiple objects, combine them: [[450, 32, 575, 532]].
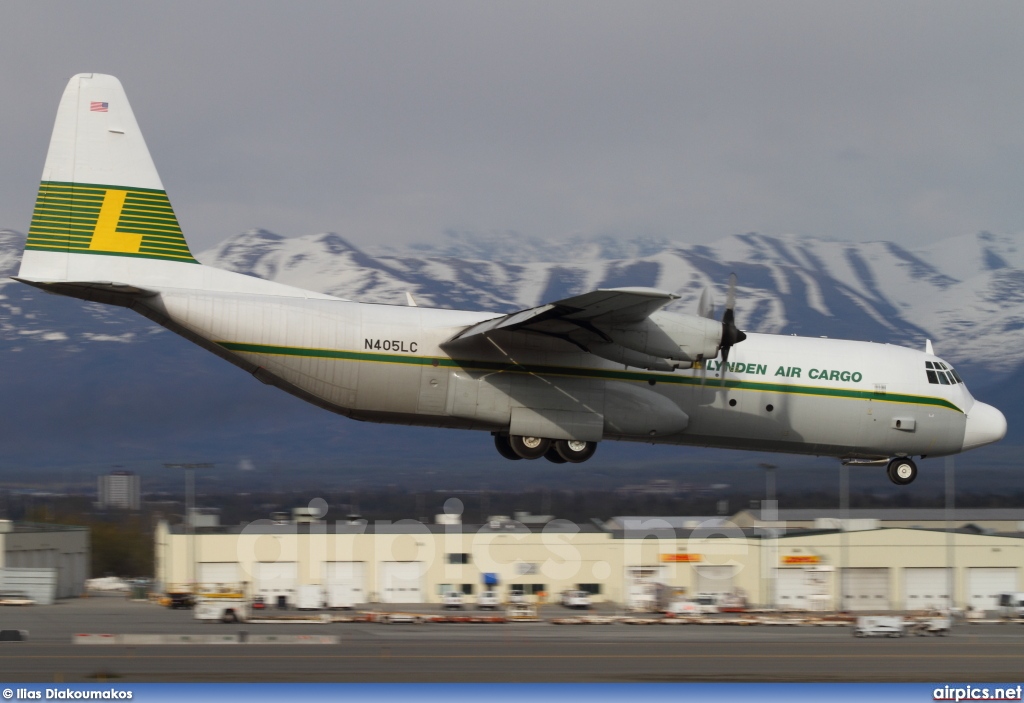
[[194, 593, 248, 623], [998, 593, 1024, 619]]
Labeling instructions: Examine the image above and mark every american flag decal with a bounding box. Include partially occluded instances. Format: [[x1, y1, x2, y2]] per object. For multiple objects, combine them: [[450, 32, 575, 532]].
[[90, 102, 108, 112]]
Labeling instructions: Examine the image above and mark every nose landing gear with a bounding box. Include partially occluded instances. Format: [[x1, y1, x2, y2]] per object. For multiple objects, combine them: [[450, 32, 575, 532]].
[[886, 457, 918, 485]]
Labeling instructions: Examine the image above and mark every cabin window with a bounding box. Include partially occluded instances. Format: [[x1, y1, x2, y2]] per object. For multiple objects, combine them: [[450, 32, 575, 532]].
[[926, 362, 964, 385]]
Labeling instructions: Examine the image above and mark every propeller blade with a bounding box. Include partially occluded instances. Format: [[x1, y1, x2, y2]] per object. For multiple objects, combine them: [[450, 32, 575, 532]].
[[697, 287, 715, 319], [718, 273, 746, 386]]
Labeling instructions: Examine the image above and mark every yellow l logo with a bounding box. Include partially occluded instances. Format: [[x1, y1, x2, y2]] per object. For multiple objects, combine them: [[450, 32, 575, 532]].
[[89, 189, 141, 253]]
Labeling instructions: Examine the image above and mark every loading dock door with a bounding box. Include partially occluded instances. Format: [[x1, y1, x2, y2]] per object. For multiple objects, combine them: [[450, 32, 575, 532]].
[[380, 562, 424, 604], [694, 565, 736, 597], [904, 567, 950, 611], [967, 568, 1018, 612], [324, 561, 365, 608], [253, 561, 298, 607], [198, 562, 240, 587], [842, 568, 890, 611], [776, 569, 818, 610]]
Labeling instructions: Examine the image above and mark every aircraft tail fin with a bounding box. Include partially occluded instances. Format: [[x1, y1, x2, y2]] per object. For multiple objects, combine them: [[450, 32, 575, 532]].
[[18, 74, 198, 284]]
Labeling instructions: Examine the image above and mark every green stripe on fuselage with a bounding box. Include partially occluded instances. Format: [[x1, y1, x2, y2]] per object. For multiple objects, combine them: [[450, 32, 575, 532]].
[[216, 341, 964, 413]]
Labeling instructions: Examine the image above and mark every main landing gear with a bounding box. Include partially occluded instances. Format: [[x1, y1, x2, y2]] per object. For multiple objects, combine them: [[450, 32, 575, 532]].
[[493, 434, 598, 464], [886, 457, 918, 485]]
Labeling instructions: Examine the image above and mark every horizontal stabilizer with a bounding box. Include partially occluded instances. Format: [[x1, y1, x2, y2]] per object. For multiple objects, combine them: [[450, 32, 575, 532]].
[[12, 277, 157, 306]]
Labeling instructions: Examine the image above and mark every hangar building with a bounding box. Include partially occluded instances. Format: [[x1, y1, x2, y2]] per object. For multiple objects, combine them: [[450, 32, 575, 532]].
[[0, 519, 90, 603], [154, 509, 1023, 613]]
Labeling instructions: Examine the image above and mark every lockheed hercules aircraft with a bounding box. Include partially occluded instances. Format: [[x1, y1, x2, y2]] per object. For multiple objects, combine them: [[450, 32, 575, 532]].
[[14, 74, 1007, 485]]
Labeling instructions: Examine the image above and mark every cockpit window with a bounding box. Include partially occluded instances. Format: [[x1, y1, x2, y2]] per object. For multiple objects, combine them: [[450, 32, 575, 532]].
[[926, 361, 963, 385]]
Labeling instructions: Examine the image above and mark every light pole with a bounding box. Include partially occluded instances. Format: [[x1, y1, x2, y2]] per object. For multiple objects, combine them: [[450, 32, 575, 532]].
[[759, 463, 778, 608], [164, 463, 214, 591], [945, 457, 956, 612], [839, 463, 849, 612]]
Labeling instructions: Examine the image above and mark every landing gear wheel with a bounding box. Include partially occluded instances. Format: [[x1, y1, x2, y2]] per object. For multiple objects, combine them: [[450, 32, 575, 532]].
[[544, 446, 568, 464], [493, 434, 522, 461], [887, 457, 918, 485], [508, 435, 551, 460], [555, 439, 597, 463]]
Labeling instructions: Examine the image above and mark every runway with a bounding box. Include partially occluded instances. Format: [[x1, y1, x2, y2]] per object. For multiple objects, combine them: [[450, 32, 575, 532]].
[[0, 598, 1021, 682]]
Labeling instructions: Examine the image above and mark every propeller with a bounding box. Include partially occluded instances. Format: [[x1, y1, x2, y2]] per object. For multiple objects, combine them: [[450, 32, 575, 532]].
[[718, 273, 747, 385], [694, 274, 747, 388], [697, 287, 715, 319]]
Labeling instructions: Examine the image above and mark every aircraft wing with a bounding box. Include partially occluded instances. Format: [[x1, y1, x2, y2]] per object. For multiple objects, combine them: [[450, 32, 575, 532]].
[[446, 287, 678, 344], [440, 287, 715, 371]]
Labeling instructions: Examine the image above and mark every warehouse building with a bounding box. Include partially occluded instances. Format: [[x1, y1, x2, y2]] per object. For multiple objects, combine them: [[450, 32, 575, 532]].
[[728, 508, 1024, 532], [154, 509, 1023, 613], [0, 520, 90, 603]]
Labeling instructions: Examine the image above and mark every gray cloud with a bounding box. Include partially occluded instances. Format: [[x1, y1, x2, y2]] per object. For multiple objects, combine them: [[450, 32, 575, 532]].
[[2, 1, 1023, 252]]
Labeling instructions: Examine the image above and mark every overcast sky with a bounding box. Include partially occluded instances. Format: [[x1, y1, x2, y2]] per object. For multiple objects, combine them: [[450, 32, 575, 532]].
[[2, 1, 1023, 253]]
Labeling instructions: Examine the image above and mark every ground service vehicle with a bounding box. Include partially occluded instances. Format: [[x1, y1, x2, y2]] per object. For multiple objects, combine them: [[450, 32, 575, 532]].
[[998, 593, 1024, 618], [442, 591, 464, 609], [854, 616, 905, 638], [477, 590, 499, 609], [560, 590, 592, 609], [194, 595, 247, 624]]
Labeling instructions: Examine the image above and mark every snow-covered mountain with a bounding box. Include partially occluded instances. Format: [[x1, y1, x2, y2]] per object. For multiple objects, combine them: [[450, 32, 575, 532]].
[[196, 228, 1024, 375], [5, 227, 1024, 372], [2, 227, 1022, 470]]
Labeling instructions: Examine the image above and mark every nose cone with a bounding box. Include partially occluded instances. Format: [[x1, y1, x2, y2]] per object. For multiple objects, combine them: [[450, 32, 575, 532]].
[[962, 402, 1007, 451]]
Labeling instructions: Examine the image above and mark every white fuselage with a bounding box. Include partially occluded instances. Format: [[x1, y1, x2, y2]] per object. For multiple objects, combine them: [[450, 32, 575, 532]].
[[136, 282, 984, 461]]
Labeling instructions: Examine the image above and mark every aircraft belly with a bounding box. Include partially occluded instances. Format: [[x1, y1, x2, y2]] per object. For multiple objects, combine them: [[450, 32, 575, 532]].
[[859, 399, 966, 458], [672, 385, 967, 457]]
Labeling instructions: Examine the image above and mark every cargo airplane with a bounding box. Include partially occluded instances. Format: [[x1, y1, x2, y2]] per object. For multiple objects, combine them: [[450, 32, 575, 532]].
[[14, 74, 1007, 485]]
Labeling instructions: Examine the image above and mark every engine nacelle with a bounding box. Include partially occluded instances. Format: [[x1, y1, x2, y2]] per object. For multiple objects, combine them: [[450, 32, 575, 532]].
[[602, 312, 722, 363]]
